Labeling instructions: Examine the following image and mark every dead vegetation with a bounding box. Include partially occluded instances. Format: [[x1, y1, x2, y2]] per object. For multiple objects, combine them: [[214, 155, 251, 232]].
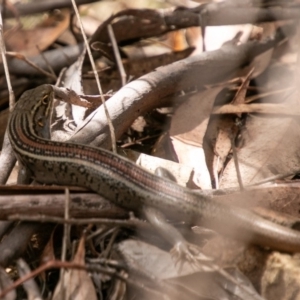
[[1, 0, 300, 299]]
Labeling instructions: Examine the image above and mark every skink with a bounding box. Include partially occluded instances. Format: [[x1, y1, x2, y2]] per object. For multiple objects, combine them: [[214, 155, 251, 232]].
[[8, 85, 300, 253]]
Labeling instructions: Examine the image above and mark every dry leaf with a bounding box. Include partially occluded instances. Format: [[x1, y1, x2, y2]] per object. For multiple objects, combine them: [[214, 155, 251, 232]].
[[40, 229, 56, 265], [52, 236, 97, 300], [204, 115, 235, 188], [220, 89, 300, 188], [5, 10, 70, 57], [170, 87, 224, 189], [118, 239, 199, 279], [118, 240, 261, 300]]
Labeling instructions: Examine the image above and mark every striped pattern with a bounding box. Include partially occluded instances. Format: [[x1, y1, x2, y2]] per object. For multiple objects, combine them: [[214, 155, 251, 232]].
[[7, 84, 300, 252]]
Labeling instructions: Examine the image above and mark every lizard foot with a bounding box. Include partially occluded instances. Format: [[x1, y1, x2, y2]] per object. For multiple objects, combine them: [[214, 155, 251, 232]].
[[170, 241, 214, 272]]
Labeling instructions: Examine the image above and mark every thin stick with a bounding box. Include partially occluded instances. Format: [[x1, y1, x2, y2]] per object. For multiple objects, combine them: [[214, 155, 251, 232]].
[[245, 86, 293, 103], [61, 188, 71, 262], [107, 24, 127, 86], [37, 44, 57, 77], [8, 215, 148, 228], [6, 51, 57, 80], [230, 134, 244, 191], [71, 0, 117, 153], [0, 9, 17, 188], [0, 10, 15, 109], [0, 260, 129, 299], [247, 171, 297, 187]]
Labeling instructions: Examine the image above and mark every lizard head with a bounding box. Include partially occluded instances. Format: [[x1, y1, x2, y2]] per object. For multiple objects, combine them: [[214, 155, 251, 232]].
[[21, 85, 54, 140]]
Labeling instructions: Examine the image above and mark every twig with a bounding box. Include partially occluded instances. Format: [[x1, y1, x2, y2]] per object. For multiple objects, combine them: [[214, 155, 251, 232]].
[[0, 260, 129, 299], [102, 228, 120, 259], [61, 188, 71, 262], [120, 134, 160, 148], [246, 171, 296, 186], [6, 51, 57, 80], [230, 133, 244, 191], [212, 101, 299, 115], [36, 45, 57, 77], [17, 259, 42, 300], [69, 24, 293, 149], [70, 0, 117, 153], [8, 215, 148, 228], [0, 10, 14, 109], [231, 68, 254, 105], [0, 10, 17, 187], [2, 258, 172, 299], [59, 188, 71, 295], [245, 87, 293, 103], [107, 24, 127, 86]]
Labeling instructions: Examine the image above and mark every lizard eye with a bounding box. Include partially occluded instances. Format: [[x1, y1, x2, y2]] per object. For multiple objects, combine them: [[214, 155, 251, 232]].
[[41, 94, 49, 105]]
